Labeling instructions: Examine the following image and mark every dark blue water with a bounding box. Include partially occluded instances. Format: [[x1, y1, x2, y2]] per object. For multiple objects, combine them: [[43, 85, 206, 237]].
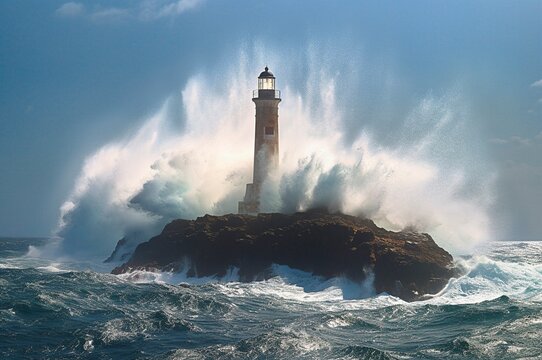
[[1, 238, 541, 359]]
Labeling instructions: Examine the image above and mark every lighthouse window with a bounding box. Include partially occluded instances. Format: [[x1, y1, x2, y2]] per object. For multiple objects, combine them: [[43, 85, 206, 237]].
[[258, 78, 275, 90], [265, 126, 275, 136]]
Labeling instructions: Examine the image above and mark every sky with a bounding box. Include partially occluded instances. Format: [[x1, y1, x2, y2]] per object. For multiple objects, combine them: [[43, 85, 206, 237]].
[[0, 0, 541, 240]]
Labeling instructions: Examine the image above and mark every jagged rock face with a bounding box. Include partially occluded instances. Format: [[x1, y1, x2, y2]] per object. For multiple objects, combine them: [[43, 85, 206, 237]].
[[111, 211, 455, 301]]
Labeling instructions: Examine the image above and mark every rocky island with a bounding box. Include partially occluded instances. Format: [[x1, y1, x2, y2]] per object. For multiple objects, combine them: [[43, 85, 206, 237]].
[[112, 211, 455, 301]]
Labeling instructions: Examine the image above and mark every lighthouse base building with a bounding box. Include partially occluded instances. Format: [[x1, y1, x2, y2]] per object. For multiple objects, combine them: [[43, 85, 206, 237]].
[[239, 67, 281, 215]]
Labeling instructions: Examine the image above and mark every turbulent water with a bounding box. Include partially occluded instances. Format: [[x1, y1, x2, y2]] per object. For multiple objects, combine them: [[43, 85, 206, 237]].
[[1, 238, 541, 359]]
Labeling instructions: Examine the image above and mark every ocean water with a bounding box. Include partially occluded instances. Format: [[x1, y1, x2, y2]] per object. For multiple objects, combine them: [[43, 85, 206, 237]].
[[1, 238, 541, 359]]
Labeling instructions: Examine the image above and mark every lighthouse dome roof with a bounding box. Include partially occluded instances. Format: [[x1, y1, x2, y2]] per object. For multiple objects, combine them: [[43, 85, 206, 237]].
[[258, 66, 275, 78]]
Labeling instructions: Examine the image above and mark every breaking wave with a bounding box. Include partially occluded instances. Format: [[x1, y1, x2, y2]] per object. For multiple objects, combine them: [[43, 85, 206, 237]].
[[103, 243, 542, 306], [52, 43, 494, 259]]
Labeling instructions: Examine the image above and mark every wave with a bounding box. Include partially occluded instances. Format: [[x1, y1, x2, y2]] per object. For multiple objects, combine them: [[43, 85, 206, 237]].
[[52, 43, 494, 261], [115, 263, 376, 303], [112, 249, 542, 307], [5, 238, 541, 308], [428, 255, 542, 305]]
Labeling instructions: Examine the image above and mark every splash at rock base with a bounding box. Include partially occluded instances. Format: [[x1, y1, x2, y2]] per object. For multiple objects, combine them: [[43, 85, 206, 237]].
[[112, 210, 455, 301]]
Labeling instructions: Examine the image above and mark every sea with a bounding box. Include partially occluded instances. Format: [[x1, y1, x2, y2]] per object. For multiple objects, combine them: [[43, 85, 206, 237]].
[[0, 238, 541, 359]]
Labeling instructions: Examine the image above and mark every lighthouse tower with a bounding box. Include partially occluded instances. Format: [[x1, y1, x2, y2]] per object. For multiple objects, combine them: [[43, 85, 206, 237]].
[[238, 67, 281, 214]]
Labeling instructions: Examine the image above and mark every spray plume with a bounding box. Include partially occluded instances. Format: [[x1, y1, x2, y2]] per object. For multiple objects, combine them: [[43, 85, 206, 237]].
[[54, 44, 494, 259]]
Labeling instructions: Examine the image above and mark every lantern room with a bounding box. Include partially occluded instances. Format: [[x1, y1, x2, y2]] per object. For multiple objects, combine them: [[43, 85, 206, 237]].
[[258, 67, 275, 90], [254, 67, 280, 100]]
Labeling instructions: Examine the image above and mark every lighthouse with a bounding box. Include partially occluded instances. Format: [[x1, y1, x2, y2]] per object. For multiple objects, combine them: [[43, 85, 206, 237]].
[[238, 67, 281, 214]]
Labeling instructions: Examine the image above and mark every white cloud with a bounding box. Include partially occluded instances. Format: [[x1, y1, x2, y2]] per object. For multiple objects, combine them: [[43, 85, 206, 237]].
[[489, 138, 508, 145], [152, 0, 204, 18], [510, 136, 532, 146], [55, 2, 85, 17], [90, 7, 131, 21], [55, 0, 205, 22], [531, 79, 542, 87], [490, 134, 541, 146], [138, 0, 205, 20]]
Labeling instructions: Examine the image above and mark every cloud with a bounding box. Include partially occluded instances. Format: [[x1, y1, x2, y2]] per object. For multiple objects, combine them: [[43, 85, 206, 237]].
[[490, 132, 542, 146], [55, 2, 85, 17], [531, 79, 542, 87], [141, 0, 205, 20], [90, 7, 131, 21], [489, 138, 509, 145], [55, 0, 205, 22], [511, 136, 532, 146]]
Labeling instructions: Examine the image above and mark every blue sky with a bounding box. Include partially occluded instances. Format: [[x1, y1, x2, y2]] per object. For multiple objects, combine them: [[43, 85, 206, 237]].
[[1, 0, 541, 240]]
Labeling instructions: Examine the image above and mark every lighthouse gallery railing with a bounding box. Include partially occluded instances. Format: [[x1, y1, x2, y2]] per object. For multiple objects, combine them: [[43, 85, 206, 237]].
[[253, 89, 281, 99]]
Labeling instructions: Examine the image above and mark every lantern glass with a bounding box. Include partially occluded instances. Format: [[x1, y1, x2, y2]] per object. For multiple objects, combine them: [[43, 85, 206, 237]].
[[258, 78, 275, 90]]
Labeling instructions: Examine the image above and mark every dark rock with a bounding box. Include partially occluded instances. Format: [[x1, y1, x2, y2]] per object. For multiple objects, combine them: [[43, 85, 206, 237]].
[[111, 212, 456, 301]]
